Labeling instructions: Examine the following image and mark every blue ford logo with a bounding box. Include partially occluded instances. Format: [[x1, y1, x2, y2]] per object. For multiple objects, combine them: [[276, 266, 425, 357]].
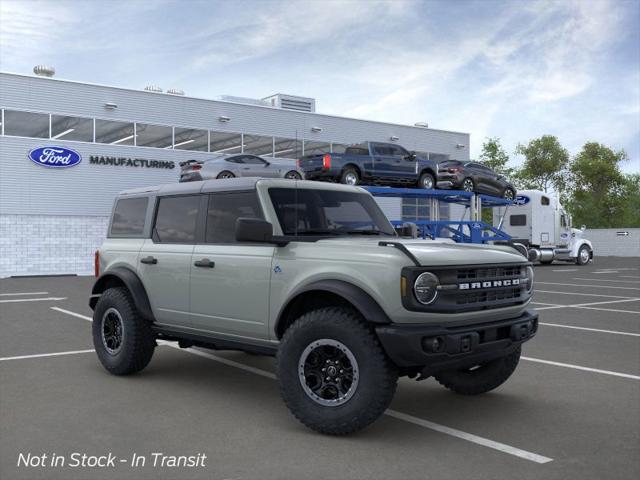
[[28, 146, 82, 168], [514, 195, 530, 205]]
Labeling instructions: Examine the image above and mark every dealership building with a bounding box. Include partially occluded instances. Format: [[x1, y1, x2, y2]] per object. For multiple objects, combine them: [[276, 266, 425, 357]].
[[0, 69, 470, 277]]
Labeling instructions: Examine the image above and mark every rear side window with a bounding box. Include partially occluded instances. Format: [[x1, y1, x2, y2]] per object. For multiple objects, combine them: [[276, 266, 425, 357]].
[[510, 215, 527, 226], [154, 195, 200, 244], [206, 192, 263, 243], [541, 196, 550, 205], [110, 197, 148, 236]]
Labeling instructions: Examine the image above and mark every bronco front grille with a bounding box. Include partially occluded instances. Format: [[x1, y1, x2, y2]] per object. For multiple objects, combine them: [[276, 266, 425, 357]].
[[457, 265, 522, 280]]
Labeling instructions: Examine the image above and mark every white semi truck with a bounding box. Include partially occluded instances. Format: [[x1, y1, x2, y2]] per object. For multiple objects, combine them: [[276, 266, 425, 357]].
[[493, 190, 593, 265]]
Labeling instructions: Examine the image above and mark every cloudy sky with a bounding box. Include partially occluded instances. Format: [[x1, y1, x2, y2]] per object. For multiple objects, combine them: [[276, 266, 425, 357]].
[[1, 0, 638, 172]]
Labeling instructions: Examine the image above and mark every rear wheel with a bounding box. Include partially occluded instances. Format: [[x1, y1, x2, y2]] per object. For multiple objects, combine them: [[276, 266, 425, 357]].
[[418, 172, 435, 189], [576, 245, 591, 265], [285, 170, 302, 180], [340, 168, 359, 186], [92, 287, 155, 375], [434, 347, 521, 395], [462, 178, 475, 192], [276, 307, 398, 435], [217, 171, 235, 179]]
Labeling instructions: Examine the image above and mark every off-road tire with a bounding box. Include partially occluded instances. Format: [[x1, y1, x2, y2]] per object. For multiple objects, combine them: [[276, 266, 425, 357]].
[[576, 245, 590, 265], [276, 307, 398, 435], [418, 172, 435, 189], [216, 171, 235, 179], [339, 167, 360, 186], [92, 287, 155, 376], [434, 347, 521, 395]]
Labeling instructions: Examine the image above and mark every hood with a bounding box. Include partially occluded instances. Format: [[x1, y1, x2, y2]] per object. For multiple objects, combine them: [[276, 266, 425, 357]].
[[314, 237, 527, 266]]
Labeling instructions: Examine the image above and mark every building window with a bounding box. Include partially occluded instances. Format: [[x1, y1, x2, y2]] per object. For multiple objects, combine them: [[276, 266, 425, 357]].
[[273, 137, 302, 158], [51, 114, 93, 142], [331, 143, 348, 154], [402, 198, 430, 222], [3, 110, 49, 138], [210, 131, 243, 154], [174, 127, 208, 151], [303, 141, 331, 156], [244, 134, 274, 156], [95, 119, 135, 145], [135, 123, 173, 149]]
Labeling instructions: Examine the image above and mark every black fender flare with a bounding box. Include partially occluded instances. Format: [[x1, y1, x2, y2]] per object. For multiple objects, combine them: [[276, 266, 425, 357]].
[[418, 167, 436, 179], [89, 267, 155, 322], [275, 279, 391, 336]]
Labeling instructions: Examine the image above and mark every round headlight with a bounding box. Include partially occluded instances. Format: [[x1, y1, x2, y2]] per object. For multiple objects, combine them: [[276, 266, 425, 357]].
[[414, 272, 439, 305], [525, 266, 534, 293]]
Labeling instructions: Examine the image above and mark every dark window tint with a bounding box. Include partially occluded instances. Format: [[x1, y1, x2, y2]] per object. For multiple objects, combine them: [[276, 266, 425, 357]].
[[268, 188, 395, 236], [110, 197, 148, 236], [241, 155, 266, 165], [345, 147, 369, 156], [541, 196, 550, 206], [154, 196, 200, 243], [372, 144, 393, 156], [226, 156, 244, 164], [206, 192, 263, 243], [510, 215, 527, 226]]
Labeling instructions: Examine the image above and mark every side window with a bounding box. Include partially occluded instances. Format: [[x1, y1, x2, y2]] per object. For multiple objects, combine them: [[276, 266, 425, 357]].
[[226, 156, 243, 164], [510, 215, 527, 226], [110, 197, 148, 236], [561, 215, 567, 227], [541, 196, 550, 206], [206, 192, 264, 243], [154, 195, 200, 244], [242, 155, 266, 165], [389, 145, 409, 157], [372, 144, 390, 156]]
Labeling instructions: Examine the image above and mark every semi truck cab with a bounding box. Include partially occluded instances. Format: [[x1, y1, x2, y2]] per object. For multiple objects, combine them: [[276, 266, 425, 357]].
[[493, 190, 593, 265]]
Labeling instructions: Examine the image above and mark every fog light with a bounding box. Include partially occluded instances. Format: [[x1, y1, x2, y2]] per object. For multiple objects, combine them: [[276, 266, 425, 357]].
[[422, 336, 445, 353]]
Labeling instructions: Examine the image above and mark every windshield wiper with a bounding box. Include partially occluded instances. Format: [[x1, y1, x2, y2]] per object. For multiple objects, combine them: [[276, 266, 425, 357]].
[[293, 229, 345, 236]]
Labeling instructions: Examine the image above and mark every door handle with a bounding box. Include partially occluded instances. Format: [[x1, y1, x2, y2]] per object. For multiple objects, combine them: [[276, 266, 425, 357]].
[[140, 256, 157, 265], [194, 258, 215, 268]]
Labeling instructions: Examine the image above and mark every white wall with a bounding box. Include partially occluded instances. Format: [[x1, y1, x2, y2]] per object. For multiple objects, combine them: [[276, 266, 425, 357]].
[[585, 228, 640, 258], [0, 215, 108, 277]]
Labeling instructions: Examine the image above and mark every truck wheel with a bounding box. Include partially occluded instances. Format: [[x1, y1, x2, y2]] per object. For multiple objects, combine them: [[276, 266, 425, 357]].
[[285, 170, 302, 180], [92, 287, 155, 376], [276, 307, 398, 435], [503, 188, 515, 200], [340, 168, 359, 186], [576, 245, 591, 265], [418, 172, 435, 189], [217, 171, 235, 179], [434, 347, 521, 395]]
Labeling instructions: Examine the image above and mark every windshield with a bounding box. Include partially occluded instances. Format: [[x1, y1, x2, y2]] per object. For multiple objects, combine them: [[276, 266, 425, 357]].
[[268, 188, 395, 237]]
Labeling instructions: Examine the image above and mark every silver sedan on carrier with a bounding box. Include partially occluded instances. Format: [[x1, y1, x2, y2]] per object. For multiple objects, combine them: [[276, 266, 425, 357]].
[[179, 154, 304, 182]]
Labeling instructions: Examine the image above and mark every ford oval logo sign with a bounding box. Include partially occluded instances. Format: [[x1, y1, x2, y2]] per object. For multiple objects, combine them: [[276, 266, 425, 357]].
[[28, 146, 82, 168], [514, 195, 530, 206]]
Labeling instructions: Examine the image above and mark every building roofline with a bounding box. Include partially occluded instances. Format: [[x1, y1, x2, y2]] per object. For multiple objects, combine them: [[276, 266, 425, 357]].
[[0, 71, 469, 137]]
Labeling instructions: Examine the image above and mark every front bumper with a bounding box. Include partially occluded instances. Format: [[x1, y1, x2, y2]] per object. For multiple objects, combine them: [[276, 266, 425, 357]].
[[375, 310, 538, 375]]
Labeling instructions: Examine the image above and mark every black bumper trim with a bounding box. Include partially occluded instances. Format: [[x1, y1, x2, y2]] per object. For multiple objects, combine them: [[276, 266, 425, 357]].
[[375, 310, 538, 374]]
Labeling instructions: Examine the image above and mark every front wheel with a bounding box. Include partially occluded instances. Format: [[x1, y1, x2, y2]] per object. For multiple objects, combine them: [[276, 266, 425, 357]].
[[92, 287, 155, 375], [216, 171, 235, 179], [418, 172, 435, 189], [340, 168, 359, 186], [434, 347, 521, 395], [276, 307, 398, 435], [576, 245, 591, 265], [503, 188, 515, 201], [461, 177, 475, 192]]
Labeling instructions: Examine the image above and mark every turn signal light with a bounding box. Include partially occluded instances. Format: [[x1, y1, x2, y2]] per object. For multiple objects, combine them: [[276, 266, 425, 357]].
[[192, 164, 202, 171], [322, 153, 331, 169], [94, 250, 100, 277], [448, 167, 460, 173]]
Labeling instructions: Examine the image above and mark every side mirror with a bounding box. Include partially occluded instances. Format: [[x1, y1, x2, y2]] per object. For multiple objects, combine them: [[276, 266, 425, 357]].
[[264, 161, 271, 167], [581, 225, 586, 231], [235, 218, 274, 243], [405, 152, 416, 161]]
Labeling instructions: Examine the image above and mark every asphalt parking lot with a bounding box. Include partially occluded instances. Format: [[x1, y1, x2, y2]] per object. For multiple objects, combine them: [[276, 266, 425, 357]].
[[1, 257, 639, 480]]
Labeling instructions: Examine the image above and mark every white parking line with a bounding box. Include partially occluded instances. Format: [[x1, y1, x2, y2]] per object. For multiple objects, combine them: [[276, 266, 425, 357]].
[[51, 307, 93, 321], [49, 309, 553, 464], [522, 357, 640, 380], [532, 298, 640, 312], [0, 291, 49, 296], [539, 322, 640, 337], [592, 271, 620, 274], [572, 278, 640, 284], [0, 349, 94, 362], [0, 297, 67, 303], [536, 282, 640, 291], [574, 306, 640, 315], [621, 275, 640, 279], [551, 269, 578, 272]]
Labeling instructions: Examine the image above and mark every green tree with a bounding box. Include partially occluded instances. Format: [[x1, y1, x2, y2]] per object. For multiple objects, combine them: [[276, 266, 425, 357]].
[[618, 174, 640, 227], [479, 137, 514, 177], [566, 142, 631, 228], [515, 135, 569, 193]]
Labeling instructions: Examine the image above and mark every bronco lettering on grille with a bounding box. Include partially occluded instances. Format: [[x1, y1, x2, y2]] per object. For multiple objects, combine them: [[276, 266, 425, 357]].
[[459, 279, 520, 290]]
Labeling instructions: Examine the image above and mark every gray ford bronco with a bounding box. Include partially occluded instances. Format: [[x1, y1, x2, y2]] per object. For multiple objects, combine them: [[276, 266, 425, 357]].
[[90, 178, 538, 435]]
